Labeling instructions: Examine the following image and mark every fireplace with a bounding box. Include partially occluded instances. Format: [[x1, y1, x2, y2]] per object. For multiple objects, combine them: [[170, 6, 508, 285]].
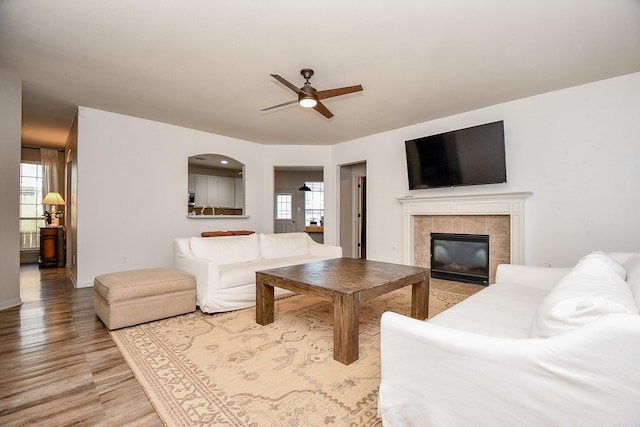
[[430, 233, 490, 285]]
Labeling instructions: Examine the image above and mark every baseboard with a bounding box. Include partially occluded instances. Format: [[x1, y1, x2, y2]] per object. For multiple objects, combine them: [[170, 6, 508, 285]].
[[74, 279, 94, 288], [67, 269, 92, 288], [0, 297, 22, 311]]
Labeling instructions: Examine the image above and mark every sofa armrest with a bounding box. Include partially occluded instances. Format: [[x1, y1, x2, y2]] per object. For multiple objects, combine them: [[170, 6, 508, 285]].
[[308, 238, 343, 258], [173, 238, 222, 309], [494, 264, 572, 290], [379, 311, 640, 426]]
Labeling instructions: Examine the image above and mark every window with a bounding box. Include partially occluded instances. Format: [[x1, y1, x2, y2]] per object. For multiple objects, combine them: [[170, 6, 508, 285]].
[[275, 193, 293, 220], [20, 163, 44, 250], [304, 182, 324, 226]]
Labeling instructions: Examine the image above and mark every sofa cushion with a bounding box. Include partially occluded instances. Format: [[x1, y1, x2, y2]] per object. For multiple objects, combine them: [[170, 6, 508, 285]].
[[217, 255, 329, 289], [189, 234, 261, 265], [530, 253, 638, 338], [259, 233, 310, 259], [428, 283, 549, 338], [622, 253, 640, 308]]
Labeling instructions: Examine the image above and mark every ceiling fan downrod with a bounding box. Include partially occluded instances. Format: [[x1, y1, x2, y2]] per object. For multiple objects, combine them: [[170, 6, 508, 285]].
[[300, 68, 315, 84]]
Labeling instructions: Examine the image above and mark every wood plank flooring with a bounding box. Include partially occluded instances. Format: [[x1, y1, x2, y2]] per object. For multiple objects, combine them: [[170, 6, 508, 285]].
[[0, 265, 480, 426], [0, 265, 162, 426]]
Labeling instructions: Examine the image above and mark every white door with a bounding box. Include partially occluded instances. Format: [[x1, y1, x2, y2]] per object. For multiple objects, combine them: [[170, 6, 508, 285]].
[[274, 193, 295, 233]]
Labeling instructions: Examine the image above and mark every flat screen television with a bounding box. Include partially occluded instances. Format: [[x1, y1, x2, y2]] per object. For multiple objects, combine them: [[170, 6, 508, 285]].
[[405, 120, 506, 190]]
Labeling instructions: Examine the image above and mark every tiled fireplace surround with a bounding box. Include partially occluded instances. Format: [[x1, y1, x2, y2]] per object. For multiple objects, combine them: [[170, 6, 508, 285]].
[[400, 192, 531, 316]]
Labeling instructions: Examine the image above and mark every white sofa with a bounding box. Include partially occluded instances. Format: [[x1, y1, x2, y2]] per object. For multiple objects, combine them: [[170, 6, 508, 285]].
[[379, 252, 640, 426], [174, 232, 342, 313]]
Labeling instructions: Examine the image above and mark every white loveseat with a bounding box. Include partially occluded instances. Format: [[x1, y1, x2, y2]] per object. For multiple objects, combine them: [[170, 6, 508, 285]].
[[379, 252, 640, 426], [174, 232, 342, 313]]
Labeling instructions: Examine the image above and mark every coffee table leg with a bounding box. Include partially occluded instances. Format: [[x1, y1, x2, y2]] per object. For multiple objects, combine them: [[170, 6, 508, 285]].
[[411, 277, 429, 320], [334, 293, 359, 365], [256, 273, 275, 325]]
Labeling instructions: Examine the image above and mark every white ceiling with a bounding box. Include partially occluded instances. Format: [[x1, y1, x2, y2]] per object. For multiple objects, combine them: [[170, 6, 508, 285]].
[[1, 0, 639, 149]]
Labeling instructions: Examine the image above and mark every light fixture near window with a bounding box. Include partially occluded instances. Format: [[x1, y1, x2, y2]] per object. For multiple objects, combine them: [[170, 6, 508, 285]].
[[299, 183, 311, 191]]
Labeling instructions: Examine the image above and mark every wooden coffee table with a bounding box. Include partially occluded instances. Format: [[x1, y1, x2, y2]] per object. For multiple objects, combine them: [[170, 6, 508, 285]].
[[256, 258, 429, 365]]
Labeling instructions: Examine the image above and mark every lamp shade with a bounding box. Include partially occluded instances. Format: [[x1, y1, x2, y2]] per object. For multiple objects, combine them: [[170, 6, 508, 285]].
[[299, 184, 311, 192], [42, 192, 65, 205]]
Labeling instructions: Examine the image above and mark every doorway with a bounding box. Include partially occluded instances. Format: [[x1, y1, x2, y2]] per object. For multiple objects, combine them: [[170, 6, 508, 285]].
[[273, 166, 324, 234], [339, 162, 367, 259], [357, 176, 366, 259]]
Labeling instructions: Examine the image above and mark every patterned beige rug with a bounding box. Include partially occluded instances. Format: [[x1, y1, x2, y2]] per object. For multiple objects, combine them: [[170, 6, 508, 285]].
[[110, 287, 416, 426]]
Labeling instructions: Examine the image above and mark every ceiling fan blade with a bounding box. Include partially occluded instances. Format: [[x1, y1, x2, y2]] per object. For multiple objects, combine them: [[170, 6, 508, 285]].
[[260, 99, 298, 111], [270, 74, 301, 94], [316, 84, 363, 100], [313, 100, 334, 118]]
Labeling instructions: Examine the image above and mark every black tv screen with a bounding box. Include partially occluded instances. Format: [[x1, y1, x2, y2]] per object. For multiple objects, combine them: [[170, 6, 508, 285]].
[[405, 121, 506, 190]]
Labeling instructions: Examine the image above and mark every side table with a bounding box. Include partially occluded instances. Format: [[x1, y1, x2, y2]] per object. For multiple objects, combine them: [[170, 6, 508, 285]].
[[40, 226, 65, 268]]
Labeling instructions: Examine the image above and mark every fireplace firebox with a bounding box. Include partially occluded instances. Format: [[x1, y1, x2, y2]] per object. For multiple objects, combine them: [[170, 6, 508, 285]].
[[430, 233, 489, 285]]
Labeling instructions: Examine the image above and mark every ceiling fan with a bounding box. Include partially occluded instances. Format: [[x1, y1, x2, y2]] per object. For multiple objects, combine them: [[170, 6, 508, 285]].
[[261, 68, 363, 118]]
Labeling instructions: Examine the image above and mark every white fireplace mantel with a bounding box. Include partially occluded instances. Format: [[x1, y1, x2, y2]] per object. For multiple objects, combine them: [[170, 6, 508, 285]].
[[399, 192, 532, 265]]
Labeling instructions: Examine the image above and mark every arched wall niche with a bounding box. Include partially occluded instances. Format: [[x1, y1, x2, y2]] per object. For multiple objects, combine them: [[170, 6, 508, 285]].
[[187, 154, 245, 217]]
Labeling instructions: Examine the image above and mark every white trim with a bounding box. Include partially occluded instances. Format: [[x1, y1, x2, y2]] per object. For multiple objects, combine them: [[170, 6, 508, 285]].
[[0, 298, 22, 311], [399, 192, 532, 265]]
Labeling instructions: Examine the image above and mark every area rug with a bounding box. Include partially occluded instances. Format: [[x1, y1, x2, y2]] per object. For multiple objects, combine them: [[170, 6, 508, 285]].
[[110, 287, 415, 426]]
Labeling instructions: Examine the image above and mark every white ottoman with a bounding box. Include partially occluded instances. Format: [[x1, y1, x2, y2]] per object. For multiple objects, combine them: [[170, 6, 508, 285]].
[[94, 268, 196, 330]]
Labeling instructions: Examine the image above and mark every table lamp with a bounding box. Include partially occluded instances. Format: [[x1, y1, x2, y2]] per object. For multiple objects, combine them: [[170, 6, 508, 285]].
[[42, 192, 65, 226]]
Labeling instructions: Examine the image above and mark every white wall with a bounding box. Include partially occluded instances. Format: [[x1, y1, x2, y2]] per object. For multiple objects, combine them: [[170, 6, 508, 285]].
[[334, 72, 640, 267], [0, 68, 22, 310], [75, 108, 332, 287], [75, 72, 640, 288]]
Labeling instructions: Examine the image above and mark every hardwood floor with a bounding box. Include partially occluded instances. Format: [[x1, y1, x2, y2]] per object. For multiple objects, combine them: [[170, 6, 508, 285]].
[[0, 265, 479, 426], [0, 265, 161, 426]]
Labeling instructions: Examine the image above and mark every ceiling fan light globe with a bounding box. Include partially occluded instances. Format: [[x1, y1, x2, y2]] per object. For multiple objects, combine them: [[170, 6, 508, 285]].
[[299, 97, 317, 108]]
